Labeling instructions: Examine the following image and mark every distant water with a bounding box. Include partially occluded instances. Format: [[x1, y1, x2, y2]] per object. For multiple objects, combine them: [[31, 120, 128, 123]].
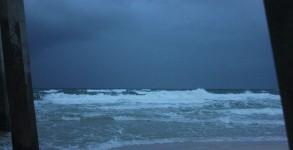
[[0, 89, 287, 149]]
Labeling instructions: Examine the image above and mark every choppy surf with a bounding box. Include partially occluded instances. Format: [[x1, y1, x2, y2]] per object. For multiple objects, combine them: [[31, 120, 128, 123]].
[[0, 89, 287, 150]]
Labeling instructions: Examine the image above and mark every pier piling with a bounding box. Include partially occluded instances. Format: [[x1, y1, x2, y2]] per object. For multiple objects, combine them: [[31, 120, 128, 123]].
[[0, 0, 39, 149], [264, 0, 293, 149], [0, 21, 10, 132]]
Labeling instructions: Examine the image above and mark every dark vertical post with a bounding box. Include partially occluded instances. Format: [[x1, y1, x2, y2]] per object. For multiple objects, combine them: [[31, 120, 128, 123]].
[[0, 23, 10, 132], [0, 0, 39, 149], [264, 0, 293, 149]]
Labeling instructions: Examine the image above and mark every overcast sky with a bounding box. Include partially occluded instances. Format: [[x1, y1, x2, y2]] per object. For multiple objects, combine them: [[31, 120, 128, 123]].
[[24, 0, 278, 89]]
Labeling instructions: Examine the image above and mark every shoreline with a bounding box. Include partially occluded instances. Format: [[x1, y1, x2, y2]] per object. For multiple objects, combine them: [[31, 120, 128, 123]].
[[110, 141, 289, 150]]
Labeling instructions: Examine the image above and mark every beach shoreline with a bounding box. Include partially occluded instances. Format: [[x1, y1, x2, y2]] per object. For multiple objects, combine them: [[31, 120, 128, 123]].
[[110, 141, 289, 150]]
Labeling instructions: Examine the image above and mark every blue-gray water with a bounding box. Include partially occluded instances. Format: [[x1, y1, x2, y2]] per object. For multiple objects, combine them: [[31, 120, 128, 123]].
[[0, 89, 287, 149]]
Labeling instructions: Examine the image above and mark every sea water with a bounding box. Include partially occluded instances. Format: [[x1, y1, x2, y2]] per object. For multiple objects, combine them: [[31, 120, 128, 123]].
[[0, 89, 287, 149]]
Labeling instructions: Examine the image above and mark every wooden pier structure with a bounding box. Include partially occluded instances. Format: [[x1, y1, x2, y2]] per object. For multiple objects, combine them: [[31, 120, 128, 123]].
[[264, 0, 293, 149], [0, 0, 39, 149]]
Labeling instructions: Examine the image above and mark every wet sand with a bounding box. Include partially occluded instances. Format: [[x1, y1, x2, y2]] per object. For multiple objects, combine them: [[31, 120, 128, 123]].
[[111, 141, 289, 150]]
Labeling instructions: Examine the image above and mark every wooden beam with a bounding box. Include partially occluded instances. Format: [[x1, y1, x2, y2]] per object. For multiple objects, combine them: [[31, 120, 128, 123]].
[[0, 0, 39, 149], [263, 0, 293, 149], [0, 20, 10, 132]]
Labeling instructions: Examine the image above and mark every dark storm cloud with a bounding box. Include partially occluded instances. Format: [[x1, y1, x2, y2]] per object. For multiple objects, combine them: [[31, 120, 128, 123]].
[[24, 0, 278, 89], [25, 0, 136, 54]]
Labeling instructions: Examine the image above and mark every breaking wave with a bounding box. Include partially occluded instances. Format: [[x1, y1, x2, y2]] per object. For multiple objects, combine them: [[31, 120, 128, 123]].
[[36, 88, 280, 105]]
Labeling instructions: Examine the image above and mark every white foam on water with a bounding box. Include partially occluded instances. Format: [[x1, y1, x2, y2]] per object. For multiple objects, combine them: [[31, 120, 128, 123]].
[[230, 108, 283, 115], [0, 133, 12, 150], [42, 89, 60, 93], [61, 116, 81, 121], [40, 89, 280, 105], [216, 117, 285, 125], [87, 89, 110, 93], [111, 89, 127, 93], [89, 138, 185, 150], [243, 120, 285, 125], [80, 112, 151, 121], [133, 89, 151, 95], [78, 112, 187, 122], [205, 90, 280, 101], [86, 136, 287, 150], [87, 89, 126, 93], [29, 89, 286, 150], [0, 146, 12, 150], [113, 116, 142, 121], [81, 112, 103, 118], [99, 103, 177, 110]]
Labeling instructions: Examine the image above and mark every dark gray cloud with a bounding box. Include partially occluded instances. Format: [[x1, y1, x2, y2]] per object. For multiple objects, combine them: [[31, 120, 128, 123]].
[[24, 0, 278, 89]]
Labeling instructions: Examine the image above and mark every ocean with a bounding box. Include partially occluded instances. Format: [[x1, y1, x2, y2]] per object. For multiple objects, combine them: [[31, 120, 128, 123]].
[[0, 89, 288, 149]]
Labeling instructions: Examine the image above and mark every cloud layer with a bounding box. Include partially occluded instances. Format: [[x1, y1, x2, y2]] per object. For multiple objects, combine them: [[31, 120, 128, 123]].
[[25, 0, 277, 89]]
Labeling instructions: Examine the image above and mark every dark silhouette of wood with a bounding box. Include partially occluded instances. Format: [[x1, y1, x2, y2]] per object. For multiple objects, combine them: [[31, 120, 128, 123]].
[[0, 23, 10, 132], [264, 0, 293, 149], [0, 0, 39, 149]]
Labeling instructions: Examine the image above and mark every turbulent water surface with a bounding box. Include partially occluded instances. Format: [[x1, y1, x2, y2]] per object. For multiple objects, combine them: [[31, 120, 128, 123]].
[[0, 89, 287, 149]]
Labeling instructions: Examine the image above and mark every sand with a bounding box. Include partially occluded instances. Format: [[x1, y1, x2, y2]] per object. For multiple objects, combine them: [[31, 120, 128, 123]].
[[110, 141, 289, 150]]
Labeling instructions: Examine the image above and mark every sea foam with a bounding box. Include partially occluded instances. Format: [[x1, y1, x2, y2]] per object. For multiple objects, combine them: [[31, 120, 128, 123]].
[[39, 89, 280, 105]]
